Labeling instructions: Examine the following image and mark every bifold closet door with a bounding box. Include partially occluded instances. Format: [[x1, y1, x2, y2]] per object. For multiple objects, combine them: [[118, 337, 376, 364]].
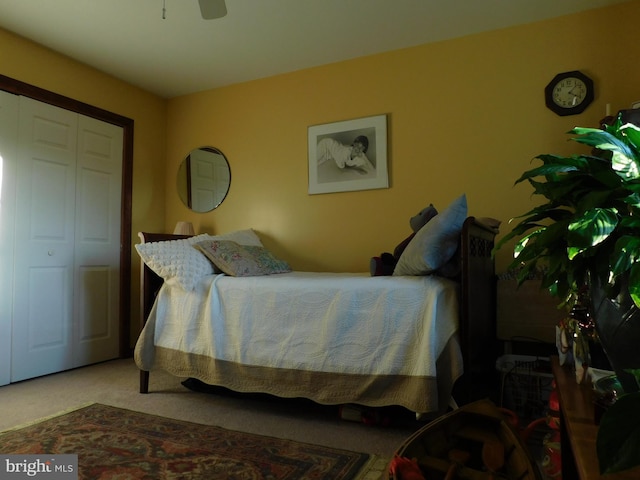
[[10, 97, 122, 382]]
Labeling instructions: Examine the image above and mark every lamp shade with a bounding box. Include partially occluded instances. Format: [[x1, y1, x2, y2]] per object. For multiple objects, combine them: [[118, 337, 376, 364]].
[[173, 221, 195, 235]]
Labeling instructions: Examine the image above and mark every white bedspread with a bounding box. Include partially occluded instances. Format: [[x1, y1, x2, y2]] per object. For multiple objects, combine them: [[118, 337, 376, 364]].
[[135, 271, 463, 411]]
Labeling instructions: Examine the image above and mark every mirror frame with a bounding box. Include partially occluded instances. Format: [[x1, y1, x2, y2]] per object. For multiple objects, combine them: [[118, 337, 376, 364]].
[[177, 146, 231, 213]]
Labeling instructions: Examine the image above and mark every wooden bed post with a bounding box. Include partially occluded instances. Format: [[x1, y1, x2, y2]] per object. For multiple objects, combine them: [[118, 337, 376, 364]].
[[455, 217, 499, 405]]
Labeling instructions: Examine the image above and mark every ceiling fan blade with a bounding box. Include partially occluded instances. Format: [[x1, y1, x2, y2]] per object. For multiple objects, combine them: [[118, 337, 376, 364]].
[[198, 0, 227, 19]]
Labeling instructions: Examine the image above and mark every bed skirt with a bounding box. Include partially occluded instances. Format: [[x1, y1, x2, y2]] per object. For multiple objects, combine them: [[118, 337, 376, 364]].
[[136, 335, 462, 414]]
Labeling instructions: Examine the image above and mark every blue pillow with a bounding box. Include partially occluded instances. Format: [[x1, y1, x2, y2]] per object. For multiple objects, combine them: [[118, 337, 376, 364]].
[[393, 194, 467, 276]]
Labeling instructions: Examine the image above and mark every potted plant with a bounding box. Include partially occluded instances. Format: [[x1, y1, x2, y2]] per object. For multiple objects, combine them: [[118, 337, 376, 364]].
[[494, 111, 640, 474]]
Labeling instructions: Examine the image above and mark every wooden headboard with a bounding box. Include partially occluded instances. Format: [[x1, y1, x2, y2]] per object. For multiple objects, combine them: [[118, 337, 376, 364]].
[[137, 218, 498, 399]]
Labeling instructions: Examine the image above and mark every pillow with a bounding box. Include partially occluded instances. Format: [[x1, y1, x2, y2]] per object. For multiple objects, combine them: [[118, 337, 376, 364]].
[[393, 194, 468, 276], [135, 229, 265, 290], [393, 204, 439, 259], [195, 240, 291, 277], [218, 228, 263, 247], [242, 245, 291, 274], [135, 233, 215, 291], [436, 254, 462, 278]]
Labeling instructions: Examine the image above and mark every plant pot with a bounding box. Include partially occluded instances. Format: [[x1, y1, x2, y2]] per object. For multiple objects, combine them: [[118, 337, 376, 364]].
[[591, 276, 640, 394]]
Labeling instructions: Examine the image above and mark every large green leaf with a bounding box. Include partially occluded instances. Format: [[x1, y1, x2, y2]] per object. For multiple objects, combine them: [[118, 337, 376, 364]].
[[513, 222, 569, 262], [493, 205, 577, 255], [571, 126, 640, 180], [621, 123, 640, 152], [571, 126, 611, 138], [493, 220, 543, 252], [625, 192, 640, 210], [620, 215, 640, 229], [611, 236, 640, 275], [571, 127, 633, 154], [529, 176, 600, 206], [512, 230, 543, 260], [573, 189, 620, 213], [612, 150, 640, 180], [597, 392, 640, 474], [523, 158, 624, 205], [630, 262, 640, 308], [536, 153, 589, 168], [515, 162, 580, 184], [567, 208, 618, 258], [589, 167, 629, 189]]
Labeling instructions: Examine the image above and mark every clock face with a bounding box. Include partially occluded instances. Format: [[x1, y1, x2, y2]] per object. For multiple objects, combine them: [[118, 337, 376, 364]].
[[552, 77, 588, 108], [545, 71, 594, 116]]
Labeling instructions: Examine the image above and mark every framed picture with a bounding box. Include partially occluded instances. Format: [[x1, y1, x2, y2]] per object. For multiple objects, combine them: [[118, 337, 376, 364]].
[[308, 114, 388, 194]]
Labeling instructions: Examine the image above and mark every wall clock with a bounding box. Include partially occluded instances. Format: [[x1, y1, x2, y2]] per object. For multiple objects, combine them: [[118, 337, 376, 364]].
[[544, 70, 594, 116]]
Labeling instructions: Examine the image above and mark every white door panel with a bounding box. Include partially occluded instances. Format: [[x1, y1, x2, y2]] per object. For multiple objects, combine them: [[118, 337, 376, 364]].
[[24, 265, 71, 360], [12, 97, 77, 382], [30, 158, 73, 240], [77, 267, 110, 338], [77, 169, 111, 240], [74, 115, 122, 365]]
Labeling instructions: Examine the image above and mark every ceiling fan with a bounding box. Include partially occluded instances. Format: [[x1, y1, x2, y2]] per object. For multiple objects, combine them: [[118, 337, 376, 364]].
[[162, 0, 227, 19], [198, 0, 227, 19]]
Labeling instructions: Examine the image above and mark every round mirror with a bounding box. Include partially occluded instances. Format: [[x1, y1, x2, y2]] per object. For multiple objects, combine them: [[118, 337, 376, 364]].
[[177, 147, 231, 213]]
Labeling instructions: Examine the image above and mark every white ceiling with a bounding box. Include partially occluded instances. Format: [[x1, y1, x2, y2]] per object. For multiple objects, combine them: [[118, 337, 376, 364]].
[[0, 0, 629, 99]]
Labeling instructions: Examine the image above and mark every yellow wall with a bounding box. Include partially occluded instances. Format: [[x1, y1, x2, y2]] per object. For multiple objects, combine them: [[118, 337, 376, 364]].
[[1, 1, 639, 344], [0, 28, 167, 337], [167, 1, 640, 274]]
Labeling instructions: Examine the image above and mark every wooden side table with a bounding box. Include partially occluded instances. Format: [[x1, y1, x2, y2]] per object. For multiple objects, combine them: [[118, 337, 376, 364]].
[[551, 356, 640, 479]]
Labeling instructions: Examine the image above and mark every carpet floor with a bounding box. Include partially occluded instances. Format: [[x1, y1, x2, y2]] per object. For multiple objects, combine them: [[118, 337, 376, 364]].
[[0, 403, 373, 479]]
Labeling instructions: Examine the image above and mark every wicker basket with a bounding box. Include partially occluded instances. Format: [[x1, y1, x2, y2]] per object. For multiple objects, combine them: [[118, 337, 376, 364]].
[[496, 355, 553, 421], [386, 399, 542, 480]]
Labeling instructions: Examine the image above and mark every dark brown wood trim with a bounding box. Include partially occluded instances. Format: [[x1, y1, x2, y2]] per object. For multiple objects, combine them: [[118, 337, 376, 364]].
[[0, 73, 134, 359]]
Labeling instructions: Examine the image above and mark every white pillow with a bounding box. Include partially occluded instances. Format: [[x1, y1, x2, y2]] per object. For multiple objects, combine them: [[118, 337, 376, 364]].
[[393, 194, 468, 276], [135, 229, 264, 291], [219, 228, 263, 247]]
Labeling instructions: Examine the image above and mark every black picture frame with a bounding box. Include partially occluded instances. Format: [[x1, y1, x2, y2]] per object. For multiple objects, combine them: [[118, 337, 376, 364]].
[[308, 114, 388, 195]]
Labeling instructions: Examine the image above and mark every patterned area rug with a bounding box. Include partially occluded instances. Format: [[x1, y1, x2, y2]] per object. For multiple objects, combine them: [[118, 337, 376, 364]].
[[0, 404, 370, 479]]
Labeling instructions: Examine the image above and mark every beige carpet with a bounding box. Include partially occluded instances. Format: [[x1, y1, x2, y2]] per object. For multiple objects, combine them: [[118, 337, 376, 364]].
[[0, 358, 424, 478]]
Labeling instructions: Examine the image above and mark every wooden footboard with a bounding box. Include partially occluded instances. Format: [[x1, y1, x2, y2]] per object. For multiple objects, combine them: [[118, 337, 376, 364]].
[[136, 219, 498, 398]]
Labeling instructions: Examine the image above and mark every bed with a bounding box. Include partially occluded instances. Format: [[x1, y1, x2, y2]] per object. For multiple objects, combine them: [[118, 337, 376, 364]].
[[134, 215, 498, 414]]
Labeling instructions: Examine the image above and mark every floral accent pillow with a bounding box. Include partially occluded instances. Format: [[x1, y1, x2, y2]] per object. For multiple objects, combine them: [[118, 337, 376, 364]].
[[135, 229, 266, 290], [195, 240, 291, 277]]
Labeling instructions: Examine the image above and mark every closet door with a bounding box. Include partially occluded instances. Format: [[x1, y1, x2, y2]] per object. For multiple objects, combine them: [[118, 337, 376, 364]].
[[0, 91, 19, 386], [10, 99, 123, 381], [11, 97, 78, 381], [73, 115, 122, 365]]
